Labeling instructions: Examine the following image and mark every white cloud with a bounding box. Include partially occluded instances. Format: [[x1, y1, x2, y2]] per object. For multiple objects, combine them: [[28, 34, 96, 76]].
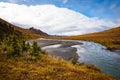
[[0, 2, 119, 36]]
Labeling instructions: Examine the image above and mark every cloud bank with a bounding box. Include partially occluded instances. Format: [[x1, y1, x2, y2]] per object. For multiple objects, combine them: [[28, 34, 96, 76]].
[[0, 2, 119, 35]]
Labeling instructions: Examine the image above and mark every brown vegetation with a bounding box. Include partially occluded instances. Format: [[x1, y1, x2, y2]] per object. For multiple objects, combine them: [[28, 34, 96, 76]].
[[14, 26, 49, 40], [63, 27, 120, 50], [0, 53, 116, 80]]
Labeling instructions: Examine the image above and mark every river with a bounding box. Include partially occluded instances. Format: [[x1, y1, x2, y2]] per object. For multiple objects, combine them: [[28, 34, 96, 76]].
[[35, 39, 120, 79]]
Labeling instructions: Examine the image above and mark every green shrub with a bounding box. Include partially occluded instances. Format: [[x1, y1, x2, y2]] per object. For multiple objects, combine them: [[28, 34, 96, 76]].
[[30, 41, 42, 60], [5, 35, 22, 57], [71, 55, 78, 65]]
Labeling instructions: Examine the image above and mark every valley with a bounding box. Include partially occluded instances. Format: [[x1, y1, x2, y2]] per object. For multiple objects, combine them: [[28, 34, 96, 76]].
[[62, 27, 120, 51], [0, 0, 120, 80], [0, 18, 120, 80], [32, 39, 120, 78]]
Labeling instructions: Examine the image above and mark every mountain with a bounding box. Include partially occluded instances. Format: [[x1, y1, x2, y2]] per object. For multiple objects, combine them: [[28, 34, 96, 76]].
[[0, 18, 48, 40], [63, 27, 120, 50], [29, 27, 48, 36], [14, 26, 49, 40]]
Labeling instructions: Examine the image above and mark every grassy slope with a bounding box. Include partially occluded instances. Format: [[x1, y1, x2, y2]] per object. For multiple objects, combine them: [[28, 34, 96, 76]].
[[0, 54, 116, 80], [14, 26, 47, 40], [63, 27, 120, 50]]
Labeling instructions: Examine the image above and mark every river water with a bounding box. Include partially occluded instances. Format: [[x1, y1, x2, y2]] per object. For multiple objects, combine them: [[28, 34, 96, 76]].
[[37, 39, 120, 79], [72, 41, 120, 79]]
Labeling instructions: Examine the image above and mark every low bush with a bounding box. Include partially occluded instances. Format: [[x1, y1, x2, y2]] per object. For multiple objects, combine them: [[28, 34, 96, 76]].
[[86, 64, 101, 72]]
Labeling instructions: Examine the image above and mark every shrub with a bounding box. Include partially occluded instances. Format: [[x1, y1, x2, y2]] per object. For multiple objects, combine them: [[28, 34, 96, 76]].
[[71, 55, 78, 65], [30, 41, 42, 60], [5, 35, 23, 57], [22, 40, 27, 51], [86, 64, 101, 72]]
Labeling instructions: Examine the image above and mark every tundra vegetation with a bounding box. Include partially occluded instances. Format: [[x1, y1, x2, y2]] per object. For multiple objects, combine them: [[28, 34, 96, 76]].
[[0, 18, 117, 80], [62, 27, 120, 50]]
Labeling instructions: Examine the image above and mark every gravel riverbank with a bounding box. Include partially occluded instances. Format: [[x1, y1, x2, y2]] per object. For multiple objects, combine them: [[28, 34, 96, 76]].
[[36, 39, 82, 60]]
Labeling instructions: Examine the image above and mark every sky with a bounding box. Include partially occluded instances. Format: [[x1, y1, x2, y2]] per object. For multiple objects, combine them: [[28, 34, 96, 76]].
[[0, 0, 120, 35]]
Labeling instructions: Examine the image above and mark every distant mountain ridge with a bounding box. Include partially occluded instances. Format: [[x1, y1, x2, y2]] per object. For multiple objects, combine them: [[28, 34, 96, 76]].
[[0, 18, 49, 40], [29, 27, 48, 36]]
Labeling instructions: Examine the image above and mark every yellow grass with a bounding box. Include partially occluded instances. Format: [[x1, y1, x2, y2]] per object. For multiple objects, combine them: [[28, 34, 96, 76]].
[[14, 26, 47, 40], [0, 53, 116, 80], [62, 27, 120, 50]]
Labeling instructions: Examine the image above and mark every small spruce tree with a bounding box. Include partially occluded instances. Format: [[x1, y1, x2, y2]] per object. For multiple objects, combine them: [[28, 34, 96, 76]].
[[30, 41, 41, 60], [71, 55, 78, 65], [7, 35, 22, 57]]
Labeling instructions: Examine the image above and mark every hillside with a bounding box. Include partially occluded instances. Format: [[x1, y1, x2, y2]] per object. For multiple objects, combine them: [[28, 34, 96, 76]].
[[0, 18, 48, 40], [0, 18, 22, 41], [0, 18, 117, 80], [63, 27, 120, 50], [14, 26, 48, 40], [0, 53, 117, 80]]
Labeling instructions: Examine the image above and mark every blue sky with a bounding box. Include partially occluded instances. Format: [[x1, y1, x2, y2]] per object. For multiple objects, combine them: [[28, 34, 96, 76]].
[[1, 0, 120, 21]]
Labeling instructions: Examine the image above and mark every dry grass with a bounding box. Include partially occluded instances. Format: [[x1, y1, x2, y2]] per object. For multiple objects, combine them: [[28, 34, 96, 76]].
[[0, 53, 116, 80], [62, 27, 120, 50], [14, 26, 47, 40]]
